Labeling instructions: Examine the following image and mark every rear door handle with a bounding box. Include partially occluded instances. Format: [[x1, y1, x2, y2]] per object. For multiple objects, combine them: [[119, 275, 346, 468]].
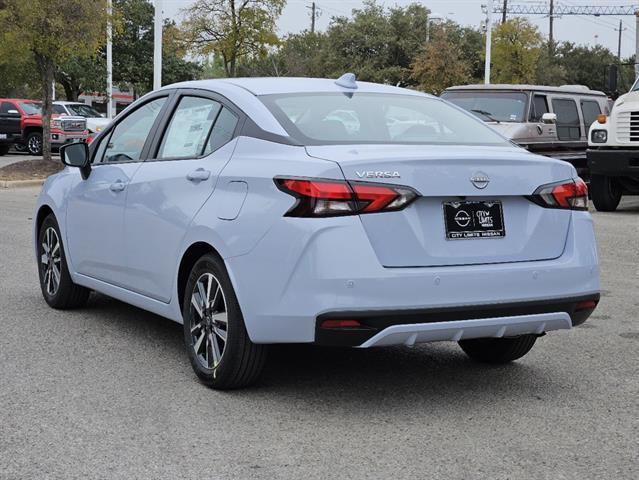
[[109, 180, 126, 192], [186, 168, 211, 182]]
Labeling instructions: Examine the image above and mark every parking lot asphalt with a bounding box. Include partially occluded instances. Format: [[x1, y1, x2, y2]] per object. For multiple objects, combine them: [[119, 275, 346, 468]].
[[0, 187, 637, 479]]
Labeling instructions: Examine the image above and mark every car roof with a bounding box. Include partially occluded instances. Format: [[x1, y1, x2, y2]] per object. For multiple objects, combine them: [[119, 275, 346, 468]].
[[53, 101, 85, 105], [0, 98, 40, 103], [444, 84, 606, 97], [163, 77, 429, 97]]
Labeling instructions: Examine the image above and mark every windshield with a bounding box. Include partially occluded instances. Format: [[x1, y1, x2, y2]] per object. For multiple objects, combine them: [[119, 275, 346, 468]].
[[66, 103, 102, 117], [440, 91, 528, 123], [260, 93, 510, 146], [19, 102, 42, 115]]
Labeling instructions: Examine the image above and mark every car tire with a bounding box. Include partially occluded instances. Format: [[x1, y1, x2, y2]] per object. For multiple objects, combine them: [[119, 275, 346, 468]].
[[13, 143, 27, 153], [27, 131, 43, 155], [590, 174, 622, 212], [458, 335, 537, 364], [182, 253, 267, 389], [0, 145, 9, 156], [37, 214, 91, 309]]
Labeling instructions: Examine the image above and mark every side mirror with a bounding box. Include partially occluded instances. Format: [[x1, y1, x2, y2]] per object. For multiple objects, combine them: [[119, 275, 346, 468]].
[[541, 112, 557, 124], [60, 142, 91, 179]]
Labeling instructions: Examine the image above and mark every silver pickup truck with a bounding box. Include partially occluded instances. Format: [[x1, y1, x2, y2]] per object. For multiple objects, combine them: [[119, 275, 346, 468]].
[[441, 84, 611, 177]]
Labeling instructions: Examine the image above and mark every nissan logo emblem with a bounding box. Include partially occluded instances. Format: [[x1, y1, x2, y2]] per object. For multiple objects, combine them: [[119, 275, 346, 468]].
[[470, 172, 490, 189]]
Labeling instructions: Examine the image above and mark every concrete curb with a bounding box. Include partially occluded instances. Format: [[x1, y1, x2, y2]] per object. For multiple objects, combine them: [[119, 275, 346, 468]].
[[0, 179, 45, 189]]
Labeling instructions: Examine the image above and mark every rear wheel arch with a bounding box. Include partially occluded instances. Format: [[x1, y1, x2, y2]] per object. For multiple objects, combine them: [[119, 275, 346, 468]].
[[177, 242, 225, 313]]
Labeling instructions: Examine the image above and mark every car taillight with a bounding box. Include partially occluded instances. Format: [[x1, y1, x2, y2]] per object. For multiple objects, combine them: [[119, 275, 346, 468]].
[[274, 177, 418, 217], [528, 178, 588, 211]]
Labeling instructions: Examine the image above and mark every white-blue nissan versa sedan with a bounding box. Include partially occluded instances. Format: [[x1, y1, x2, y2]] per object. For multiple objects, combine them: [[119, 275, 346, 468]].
[[34, 75, 600, 389]]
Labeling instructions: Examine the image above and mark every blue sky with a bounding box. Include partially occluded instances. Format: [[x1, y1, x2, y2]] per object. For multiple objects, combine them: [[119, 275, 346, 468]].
[[163, 0, 639, 59]]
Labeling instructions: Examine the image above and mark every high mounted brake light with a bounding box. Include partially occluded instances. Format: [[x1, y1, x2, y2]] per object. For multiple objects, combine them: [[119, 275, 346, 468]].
[[528, 178, 588, 211], [274, 177, 418, 217]]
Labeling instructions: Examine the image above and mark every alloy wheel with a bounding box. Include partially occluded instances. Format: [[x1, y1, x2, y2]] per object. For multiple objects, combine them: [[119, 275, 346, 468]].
[[28, 135, 42, 155], [41, 227, 62, 296], [189, 273, 228, 369]]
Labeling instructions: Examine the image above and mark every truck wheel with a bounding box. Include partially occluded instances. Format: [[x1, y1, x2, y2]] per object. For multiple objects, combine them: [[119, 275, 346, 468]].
[[590, 174, 621, 212], [459, 335, 537, 364], [0, 145, 9, 156], [14, 143, 27, 153], [27, 132, 43, 155]]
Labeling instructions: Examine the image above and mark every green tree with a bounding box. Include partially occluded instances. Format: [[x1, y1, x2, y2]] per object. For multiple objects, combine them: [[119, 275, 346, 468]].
[[181, 0, 285, 77], [0, 0, 108, 160], [411, 28, 471, 94], [112, 0, 202, 97], [56, 55, 106, 101], [321, 1, 429, 86], [490, 18, 542, 84]]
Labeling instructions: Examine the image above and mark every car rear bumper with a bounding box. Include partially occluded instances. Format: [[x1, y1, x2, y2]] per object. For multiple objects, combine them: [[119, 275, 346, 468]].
[[315, 294, 599, 347], [587, 148, 639, 176], [225, 211, 599, 345]]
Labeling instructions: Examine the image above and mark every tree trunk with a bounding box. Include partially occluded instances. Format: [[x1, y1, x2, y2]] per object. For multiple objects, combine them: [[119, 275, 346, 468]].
[[35, 53, 55, 162]]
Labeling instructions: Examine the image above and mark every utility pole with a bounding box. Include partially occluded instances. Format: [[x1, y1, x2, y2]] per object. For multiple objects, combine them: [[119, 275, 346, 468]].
[[106, 0, 113, 119], [615, 20, 626, 59], [549, 0, 554, 52], [485, 0, 493, 84], [153, 0, 163, 90], [502, 0, 507, 24], [307, 2, 317, 33], [635, 11, 639, 78]]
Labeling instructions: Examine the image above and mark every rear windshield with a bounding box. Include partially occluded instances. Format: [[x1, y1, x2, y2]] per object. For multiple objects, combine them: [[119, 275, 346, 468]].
[[260, 93, 510, 146], [440, 91, 528, 123]]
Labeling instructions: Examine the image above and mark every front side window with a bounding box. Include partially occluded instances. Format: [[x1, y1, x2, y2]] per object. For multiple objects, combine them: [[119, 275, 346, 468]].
[[441, 91, 528, 123], [552, 98, 581, 141], [530, 95, 549, 122], [99, 97, 166, 164], [261, 93, 510, 146], [52, 105, 68, 115], [581, 100, 602, 129], [0, 102, 16, 114], [158, 96, 221, 159], [19, 102, 42, 115]]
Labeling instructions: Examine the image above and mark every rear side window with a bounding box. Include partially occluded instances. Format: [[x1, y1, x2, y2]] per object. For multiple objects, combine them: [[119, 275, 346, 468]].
[[530, 95, 548, 122], [99, 97, 166, 164], [551, 98, 581, 141], [158, 96, 221, 159], [203, 107, 238, 155], [581, 100, 602, 129]]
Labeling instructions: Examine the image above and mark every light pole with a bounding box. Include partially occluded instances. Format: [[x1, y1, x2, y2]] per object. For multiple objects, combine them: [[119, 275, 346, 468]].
[[484, 0, 493, 84], [153, 0, 163, 90], [107, 0, 113, 119]]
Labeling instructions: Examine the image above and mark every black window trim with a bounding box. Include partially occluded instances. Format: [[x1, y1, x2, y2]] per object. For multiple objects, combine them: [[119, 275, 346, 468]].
[[89, 90, 175, 166], [145, 88, 245, 163], [529, 93, 548, 123]]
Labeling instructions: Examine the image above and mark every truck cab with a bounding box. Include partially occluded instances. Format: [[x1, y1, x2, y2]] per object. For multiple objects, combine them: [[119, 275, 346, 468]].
[[442, 85, 610, 178], [0, 99, 88, 156], [587, 81, 639, 211]]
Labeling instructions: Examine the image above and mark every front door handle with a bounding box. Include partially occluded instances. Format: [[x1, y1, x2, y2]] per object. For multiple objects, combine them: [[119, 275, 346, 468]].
[[109, 180, 126, 192], [186, 168, 211, 182]]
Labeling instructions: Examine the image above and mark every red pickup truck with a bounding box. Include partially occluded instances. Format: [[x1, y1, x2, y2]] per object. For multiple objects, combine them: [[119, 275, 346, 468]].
[[0, 99, 88, 156]]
